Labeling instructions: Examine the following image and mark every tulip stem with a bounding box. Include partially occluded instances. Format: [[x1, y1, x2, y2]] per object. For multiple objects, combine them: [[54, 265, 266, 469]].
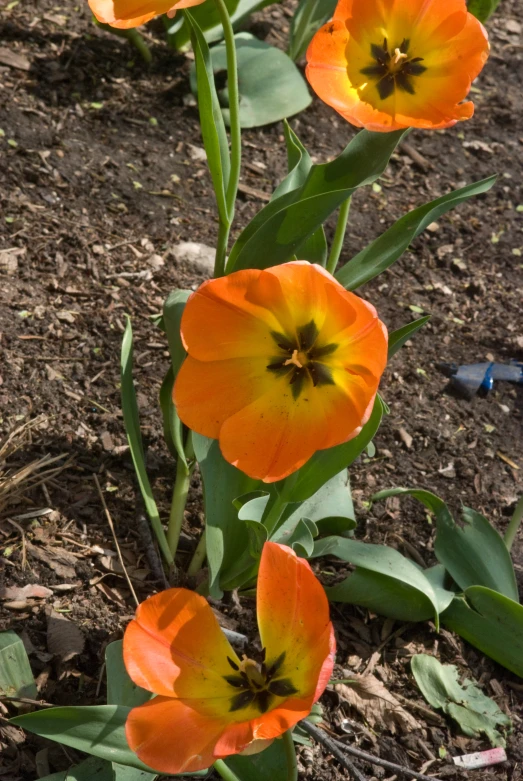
[[326, 196, 352, 275], [213, 760, 242, 781], [213, 0, 241, 277], [167, 433, 195, 557], [94, 21, 153, 64], [283, 729, 298, 781], [504, 494, 523, 552], [187, 529, 207, 575]]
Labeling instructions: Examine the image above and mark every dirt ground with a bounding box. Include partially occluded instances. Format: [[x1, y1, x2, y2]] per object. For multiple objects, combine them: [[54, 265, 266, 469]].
[[0, 0, 522, 778]]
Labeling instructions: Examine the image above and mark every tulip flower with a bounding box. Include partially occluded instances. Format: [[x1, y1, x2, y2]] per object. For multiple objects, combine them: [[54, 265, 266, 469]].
[[123, 541, 335, 773], [89, 0, 206, 30], [174, 261, 387, 482], [306, 0, 490, 132]]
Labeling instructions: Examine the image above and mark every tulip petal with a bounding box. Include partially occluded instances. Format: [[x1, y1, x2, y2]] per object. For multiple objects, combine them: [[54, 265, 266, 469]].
[[126, 696, 227, 773], [256, 543, 335, 705], [89, 0, 206, 27], [123, 588, 240, 699]]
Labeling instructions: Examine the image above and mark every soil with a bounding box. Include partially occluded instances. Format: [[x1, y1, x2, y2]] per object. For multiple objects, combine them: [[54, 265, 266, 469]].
[[0, 0, 522, 779]]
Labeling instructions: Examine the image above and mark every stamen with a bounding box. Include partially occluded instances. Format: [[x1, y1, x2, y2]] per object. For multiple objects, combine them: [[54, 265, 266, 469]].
[[284, 349, 303, 369], [394, 47, 408, 64]]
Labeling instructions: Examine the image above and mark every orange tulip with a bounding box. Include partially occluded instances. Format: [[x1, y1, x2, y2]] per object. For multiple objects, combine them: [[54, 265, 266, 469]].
[[306, 0, 489, 132], [174, 261, 387, 482], [89, 0, 206, 29], [123, 541, 335, 773]]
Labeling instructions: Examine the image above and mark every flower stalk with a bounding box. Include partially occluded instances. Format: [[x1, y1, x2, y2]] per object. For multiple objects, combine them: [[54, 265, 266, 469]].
[[166, 433, 195, 558], [504, 495, 523, 553], [213, 0, 241, 277], [326, 196, 351, 275], [282, 729, 298, 781]]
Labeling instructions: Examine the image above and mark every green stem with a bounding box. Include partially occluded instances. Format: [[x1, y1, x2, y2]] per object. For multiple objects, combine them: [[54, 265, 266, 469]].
[[282, 729, 298, 781], [326, 196, 352, 275], [213, 0, 241, 274], [213, 760, 242, 781], [126, 28, 153, 64], [263, 493, 288, 538], [504, 495, 523, 552], [214, 218, 230, 279], [187, 529, 207, 575], [166, 433, 194, 557]]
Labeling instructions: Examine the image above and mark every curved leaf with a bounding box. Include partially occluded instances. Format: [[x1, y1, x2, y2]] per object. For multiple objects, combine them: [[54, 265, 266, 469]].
[[388, 316, 430, 360]]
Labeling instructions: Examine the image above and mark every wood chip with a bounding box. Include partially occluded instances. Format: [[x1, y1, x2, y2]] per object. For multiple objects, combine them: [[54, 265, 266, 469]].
[[237, 182, 271, 202], [26, 541, 77, 579], [0, 584, 53, 601], [47, 609, 85, 660], [398, 427, 413, 449], [0, 47, 31, 71]]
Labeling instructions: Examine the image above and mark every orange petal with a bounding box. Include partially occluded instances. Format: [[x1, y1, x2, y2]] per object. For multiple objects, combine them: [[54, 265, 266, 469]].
[[89, 0, 205, 27], [256, 543, 335, 705], [174, 354, 273, 441], [126, 696, 226, 773], [123, 588, 239, 699]]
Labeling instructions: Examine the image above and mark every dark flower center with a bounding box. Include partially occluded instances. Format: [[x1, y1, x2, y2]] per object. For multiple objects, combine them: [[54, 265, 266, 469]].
[[266, 320, 338, 401], [360, 37, 427, 100], [223, 651, 298, 714]]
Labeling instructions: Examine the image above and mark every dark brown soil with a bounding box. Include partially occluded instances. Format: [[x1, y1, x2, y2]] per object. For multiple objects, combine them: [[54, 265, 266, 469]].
[[1, 0, 522, 779]]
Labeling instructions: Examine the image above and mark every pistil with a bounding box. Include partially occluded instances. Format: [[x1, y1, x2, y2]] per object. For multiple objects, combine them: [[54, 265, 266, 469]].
[[284, 349, 304, 369]]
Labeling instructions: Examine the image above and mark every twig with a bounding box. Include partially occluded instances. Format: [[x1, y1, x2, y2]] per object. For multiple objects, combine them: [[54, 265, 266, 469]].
[[331, 736, 440, 781], [93, 475, 139, 607], [0, 695, 54, 708], [135, 504, 169, 588], [298, 721, 368, 781], [5, 518, 27, 569]]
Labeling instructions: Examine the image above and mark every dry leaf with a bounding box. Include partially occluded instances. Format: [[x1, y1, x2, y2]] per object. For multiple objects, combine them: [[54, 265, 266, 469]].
[[47, 609, 85, 661], [335, 674, 421, 734], [0, 47, 30, 71], [27, 542, 77, 579]]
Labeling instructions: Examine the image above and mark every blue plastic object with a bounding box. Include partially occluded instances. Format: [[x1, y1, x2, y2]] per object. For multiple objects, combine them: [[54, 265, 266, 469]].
[[440, 361, 523, 398]]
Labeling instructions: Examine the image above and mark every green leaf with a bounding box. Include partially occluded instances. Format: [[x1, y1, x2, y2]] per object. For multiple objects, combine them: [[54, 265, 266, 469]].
[[373, 488, 518, 601], [105, 641, 150, 709], [273, 121, 314, 199], [287, 0, 337, 61], [0, 630, 37, 701], [281, 395, 384, 503], [467, 0, 501, 22], [227, 129, 406, 272], [112, 763, 158, 781], [442, 586, 523, 678], [192, 434, 260, 597], [411, 654, 512, 746], [11, 706, 158, 772], [162, 290, 191, 466], [185, 10, 231, 223], [279, 470, 356, 539], [388, 316, 430, 359], [313, 538, 454, 626], [191, 34, 312, 129], [335, 176, 496, 290], [173, 0, 268, 48], [38, 756, 114, 781], [225, 734, 288, 780], [121, 318, 173, 565]]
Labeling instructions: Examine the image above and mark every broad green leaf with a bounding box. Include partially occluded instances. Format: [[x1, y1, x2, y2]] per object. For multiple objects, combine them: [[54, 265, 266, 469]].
[[280, 395, 384, 503], [374, 488, 518, 601], [185, 10, 231, 223], [191, 34, 312, 129], [105, 641, 150, 709], [225, 734, 288, 780], [162, 290, 191, 467], [112, 764, 157, 781], [313, 538, 454, 625], [335, 176, 496, 290], [227, 129, 406, 272], [442, 587, 523, 679], [411, 654, 511, 746], [288, 0, 337, 61], [467, 0, 501, 22], [37, 756, 114, 781], [121, 318, 173, 565], [0, 630, 37, 701], [280, 470, 355, 538], [11, 706, 205, 776], [388, 316, 430, 360], [193, 434, 260, 597], [173, 0, 269, 48], [273, 121, 314, 200]]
